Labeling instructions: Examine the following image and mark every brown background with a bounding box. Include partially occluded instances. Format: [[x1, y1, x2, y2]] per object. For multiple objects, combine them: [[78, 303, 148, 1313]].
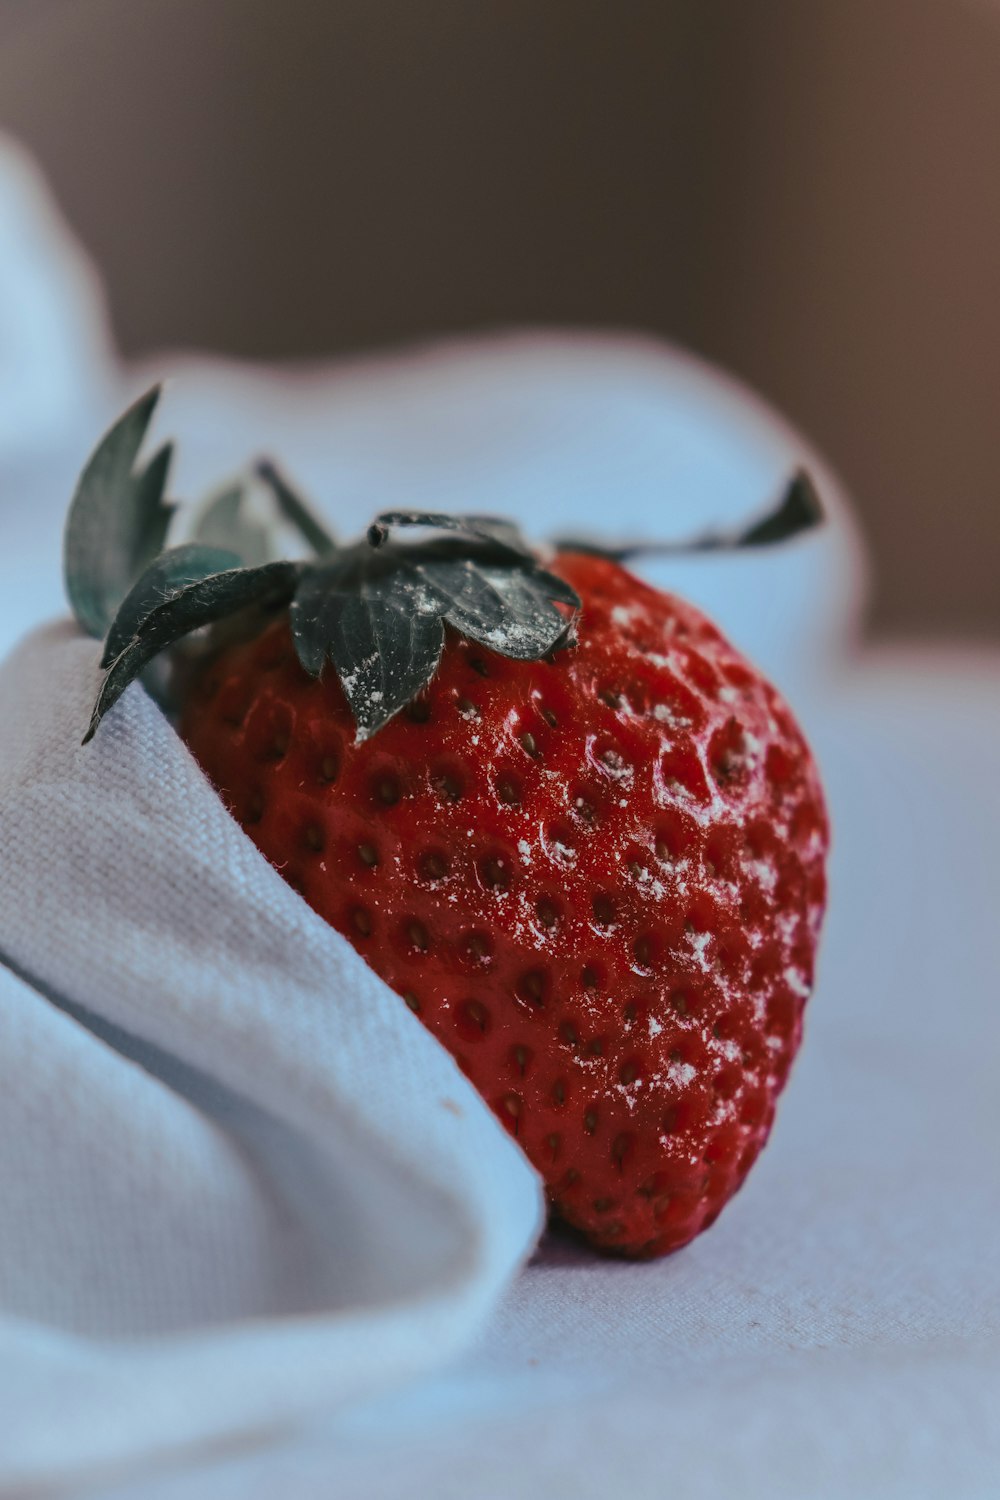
[[1, 0, 998, 639]]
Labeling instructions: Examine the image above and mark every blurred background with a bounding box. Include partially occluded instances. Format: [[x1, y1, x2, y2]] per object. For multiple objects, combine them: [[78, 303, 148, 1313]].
[[0, 0, 998, 640]]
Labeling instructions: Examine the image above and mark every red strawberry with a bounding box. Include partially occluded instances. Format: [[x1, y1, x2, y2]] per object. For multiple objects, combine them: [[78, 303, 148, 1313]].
[[178, 553, 826, 1257], [67, 390, 828, 1259]]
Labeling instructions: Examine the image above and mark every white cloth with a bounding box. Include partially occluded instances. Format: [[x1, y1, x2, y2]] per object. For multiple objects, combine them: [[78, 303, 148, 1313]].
[[0, 625, 541, 1490], [0, 138, 113, 465], [2, 134, 998, 1498]]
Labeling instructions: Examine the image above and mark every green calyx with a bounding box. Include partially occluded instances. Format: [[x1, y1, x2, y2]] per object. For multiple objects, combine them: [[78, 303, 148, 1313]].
[[64, 387, 823, 746], [66, 388, 582, 744]]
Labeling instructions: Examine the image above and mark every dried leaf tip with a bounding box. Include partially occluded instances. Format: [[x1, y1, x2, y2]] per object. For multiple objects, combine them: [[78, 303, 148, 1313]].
[[553, 467, 824, 561], [739, 468, 822, 546]]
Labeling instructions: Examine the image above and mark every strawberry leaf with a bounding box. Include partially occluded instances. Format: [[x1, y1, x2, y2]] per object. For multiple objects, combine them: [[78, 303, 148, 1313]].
[[369, 511, 536, 564], [414, 557, 576, 657], [192, 484, 275, 569], [85, 559, 300, 742], [129, 442, 175, 566], [554, 468, 823, 560], [64, 386, 176, 638], [327, 594, 443, 740], [100, 543, 243, 667], [291, 557, 445, 737]]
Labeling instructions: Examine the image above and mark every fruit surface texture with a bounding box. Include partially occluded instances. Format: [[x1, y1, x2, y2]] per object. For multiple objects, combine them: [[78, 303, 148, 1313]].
[[181, 551, 828, 1258]]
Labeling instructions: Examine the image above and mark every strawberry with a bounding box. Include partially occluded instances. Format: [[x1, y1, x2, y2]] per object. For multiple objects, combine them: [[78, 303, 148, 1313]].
[[67, 389, 828, 1258]]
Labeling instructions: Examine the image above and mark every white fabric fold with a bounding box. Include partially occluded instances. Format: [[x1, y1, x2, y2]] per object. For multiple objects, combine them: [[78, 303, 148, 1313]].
[[0, 624, 542, 1488]]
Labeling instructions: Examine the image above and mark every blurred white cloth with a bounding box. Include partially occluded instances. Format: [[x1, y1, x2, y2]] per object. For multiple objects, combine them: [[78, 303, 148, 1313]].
[[0, 138, 113, 463], [1, 135, 999, 1499]]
